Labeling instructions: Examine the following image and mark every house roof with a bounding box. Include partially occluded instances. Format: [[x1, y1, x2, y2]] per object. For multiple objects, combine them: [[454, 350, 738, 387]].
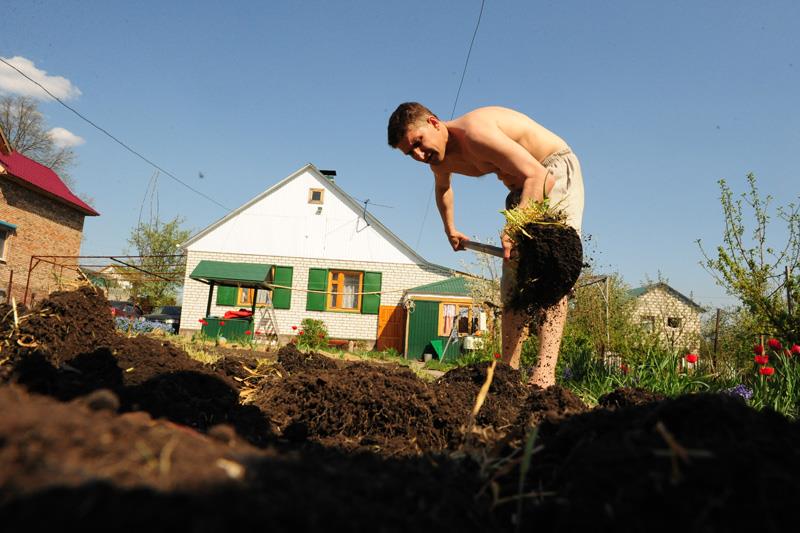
[[0, 150, 99, 216], [180, 163, 451, 272], [628, 282, 705, 312], [406, 276, 472, 297], [189, 260, 273, 288]]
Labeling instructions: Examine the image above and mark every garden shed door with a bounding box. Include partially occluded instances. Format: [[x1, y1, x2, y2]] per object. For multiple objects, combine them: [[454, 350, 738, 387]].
[[376, 305, 405, 353]]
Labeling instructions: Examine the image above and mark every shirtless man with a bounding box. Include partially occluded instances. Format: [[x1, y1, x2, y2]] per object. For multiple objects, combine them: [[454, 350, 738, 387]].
[[387, 102, 584, 387]]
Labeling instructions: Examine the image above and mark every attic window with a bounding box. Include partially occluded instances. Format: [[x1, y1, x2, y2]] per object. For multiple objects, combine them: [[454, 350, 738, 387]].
[[308, 188, 325, 204], [667, 317, 682, 328]]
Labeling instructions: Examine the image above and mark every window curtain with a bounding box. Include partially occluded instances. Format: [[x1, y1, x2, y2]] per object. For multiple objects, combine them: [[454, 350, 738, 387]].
[[343, 273, 359, 309], [442, 304, 456, 335]]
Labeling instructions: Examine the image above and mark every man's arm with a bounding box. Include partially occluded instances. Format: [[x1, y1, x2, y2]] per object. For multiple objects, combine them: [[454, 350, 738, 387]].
[[434, 170, 469, 251], [469, 127, 553, 207], [467, 125, 555, 259]]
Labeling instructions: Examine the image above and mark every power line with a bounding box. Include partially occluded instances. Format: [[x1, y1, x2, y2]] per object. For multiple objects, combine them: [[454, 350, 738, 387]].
[[449, 0, 486, 121], [415, 0, 486, 249], [0, 56, 231, 212]]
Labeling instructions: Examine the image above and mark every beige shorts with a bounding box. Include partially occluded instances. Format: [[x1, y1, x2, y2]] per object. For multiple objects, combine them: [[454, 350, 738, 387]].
[[501, 147, 585, 305]]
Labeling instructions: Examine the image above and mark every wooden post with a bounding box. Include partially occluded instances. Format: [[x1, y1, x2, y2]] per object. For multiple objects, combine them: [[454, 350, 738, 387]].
[[205, 282, 215, 318]]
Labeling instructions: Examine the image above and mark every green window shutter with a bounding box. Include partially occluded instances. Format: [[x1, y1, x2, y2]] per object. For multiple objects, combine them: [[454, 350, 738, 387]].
[[216, 285, 237, 306], [271, 266, 293, 309], [306, 268, 328, 311], [361, 271, 382, 315]]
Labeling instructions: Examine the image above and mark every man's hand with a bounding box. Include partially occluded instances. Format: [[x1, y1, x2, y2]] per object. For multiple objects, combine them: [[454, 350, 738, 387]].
[[446, 230, 469, 251], [501, 232, 514, 261]]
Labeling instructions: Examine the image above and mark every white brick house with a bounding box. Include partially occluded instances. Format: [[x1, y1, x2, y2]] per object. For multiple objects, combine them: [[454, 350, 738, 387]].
[[179, 164, 453, 350], [629, 282, 705, 353]]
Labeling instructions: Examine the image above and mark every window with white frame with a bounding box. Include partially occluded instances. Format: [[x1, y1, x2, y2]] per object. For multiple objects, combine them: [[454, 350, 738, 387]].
[[0, 228, 9, 261]]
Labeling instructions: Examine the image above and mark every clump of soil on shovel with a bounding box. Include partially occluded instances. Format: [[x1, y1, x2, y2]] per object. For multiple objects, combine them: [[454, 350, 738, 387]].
[[507, 222, 583, 315]]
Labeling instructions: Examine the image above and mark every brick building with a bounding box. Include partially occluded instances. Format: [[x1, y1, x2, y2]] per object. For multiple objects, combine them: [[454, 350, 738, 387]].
[[0, 128, 99, 304], [180, 164, 457, 351], [629, 282, 705, 353]]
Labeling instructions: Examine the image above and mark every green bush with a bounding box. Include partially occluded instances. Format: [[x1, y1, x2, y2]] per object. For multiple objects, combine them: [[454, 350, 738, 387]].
[[296, 318, 328, 351]]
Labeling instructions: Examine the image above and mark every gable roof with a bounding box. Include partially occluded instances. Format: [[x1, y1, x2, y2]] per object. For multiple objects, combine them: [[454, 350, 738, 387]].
[[0, 149, 99, 216], [628, 282, 705, 312], [407, 276, 472, 297], [180, 163, 448, 270]]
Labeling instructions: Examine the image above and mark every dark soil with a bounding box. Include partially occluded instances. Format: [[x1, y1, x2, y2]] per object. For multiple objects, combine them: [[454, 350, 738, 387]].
[[509, 222, 583, 314], [2, 287, 800, 531]]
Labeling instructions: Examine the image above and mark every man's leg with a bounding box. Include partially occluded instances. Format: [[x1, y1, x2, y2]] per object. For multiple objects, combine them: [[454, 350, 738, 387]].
[[528, 295, 568, 387], [502, 306, 527, 368]]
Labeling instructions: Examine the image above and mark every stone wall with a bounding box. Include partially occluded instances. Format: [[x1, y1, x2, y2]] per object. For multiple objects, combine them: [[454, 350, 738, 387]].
[[0, 178, 85, 304], [632, 286, 702, 353]]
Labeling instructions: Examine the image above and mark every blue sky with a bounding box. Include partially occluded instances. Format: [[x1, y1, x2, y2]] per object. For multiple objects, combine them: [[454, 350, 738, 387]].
[[2, 0, 798, 311]]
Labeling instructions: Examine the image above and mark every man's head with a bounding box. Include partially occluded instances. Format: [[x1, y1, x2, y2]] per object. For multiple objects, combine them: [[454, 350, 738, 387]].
[[387, 102, 447, 165]]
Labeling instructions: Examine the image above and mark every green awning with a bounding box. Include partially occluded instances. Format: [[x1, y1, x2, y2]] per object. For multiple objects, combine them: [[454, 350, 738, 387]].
[[189, 260, 274, 289]]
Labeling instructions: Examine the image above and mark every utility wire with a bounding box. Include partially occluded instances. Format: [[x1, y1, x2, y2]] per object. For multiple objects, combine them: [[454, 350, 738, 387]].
[[0, 56, 231, 212], [415, 0, 486, 248]]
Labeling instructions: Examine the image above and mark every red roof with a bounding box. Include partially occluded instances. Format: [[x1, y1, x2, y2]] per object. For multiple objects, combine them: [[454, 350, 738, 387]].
[[0, 150, 98, 216]]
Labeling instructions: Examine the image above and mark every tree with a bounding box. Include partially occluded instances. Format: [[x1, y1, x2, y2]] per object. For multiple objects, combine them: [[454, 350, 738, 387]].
[[697, 174, 800, 341], [566, 270, 643, 356], [126, 215, 190, 309], [0, 95, 77, 185]]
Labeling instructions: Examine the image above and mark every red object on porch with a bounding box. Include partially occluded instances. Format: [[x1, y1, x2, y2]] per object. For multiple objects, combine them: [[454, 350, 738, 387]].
[[222, 309, 253, 319]]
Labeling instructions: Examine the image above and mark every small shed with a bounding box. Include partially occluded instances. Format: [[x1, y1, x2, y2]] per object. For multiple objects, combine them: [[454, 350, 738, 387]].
[[403, 277, 486, 361], [189, 260, 290, 341]]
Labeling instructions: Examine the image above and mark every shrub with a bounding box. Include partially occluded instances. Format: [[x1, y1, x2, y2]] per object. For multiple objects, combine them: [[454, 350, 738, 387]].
[[295, 318, 328, 351]]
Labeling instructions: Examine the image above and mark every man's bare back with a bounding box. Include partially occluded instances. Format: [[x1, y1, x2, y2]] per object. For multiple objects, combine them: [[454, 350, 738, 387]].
[[435, 106, 568, 185]]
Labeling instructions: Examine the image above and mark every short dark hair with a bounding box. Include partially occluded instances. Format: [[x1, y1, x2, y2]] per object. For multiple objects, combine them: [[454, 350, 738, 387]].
[[387, 102, 437, 147]]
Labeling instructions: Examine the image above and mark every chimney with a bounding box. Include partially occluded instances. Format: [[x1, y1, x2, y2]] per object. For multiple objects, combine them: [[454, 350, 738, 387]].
[[320, 169, 336, 182]]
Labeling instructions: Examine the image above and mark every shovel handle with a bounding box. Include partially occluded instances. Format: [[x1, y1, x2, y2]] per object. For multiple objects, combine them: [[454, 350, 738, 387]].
[[462, 241, 504, 258]]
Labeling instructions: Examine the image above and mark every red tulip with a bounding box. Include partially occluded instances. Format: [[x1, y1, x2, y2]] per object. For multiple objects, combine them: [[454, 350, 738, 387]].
[[685, 354, 698, 364], [619, 364, 629, 374], [493, 352, 501, 359], [299, 331, 304, 335], [256, 330, 264, 335], [292, 325, 298, 331], [754, 344, 764, 356], [791, 344, 800, 355], [245, 330, 252, 335], [759, 366, 775, 376], [768, 338, 782, 350], [219, 321, 225, 326], [754, 355, 769, 365]]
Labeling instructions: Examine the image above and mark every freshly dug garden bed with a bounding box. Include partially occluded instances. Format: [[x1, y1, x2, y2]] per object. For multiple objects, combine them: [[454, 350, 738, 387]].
[[2, 287, 800, 531]]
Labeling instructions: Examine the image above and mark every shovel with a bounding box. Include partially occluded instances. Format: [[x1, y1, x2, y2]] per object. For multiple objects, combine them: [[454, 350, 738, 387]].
[[463, 241, 504, 258]]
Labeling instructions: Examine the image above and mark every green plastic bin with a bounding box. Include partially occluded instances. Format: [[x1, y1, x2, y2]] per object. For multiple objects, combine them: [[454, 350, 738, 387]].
[[201, 316, 254, 342]]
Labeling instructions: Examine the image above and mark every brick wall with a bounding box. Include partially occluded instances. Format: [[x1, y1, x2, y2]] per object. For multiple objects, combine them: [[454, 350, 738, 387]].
[[632, 287, 702, 353], [181, 250, 453, 346], [0, 178, 86, 304]]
